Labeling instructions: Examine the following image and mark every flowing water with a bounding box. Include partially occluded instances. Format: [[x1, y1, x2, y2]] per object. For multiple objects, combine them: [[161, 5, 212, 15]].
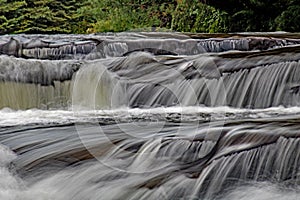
[[0, 32, 300, 200]]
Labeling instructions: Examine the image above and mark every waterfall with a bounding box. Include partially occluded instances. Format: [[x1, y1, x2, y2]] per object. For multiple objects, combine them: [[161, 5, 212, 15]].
[[1, 117, 299, 199], [1, 34, 300, 110], [2, 46, 300, 109], [79, 47, 300, 109], [0, 33, 300, 200], [0, 55, 78, 109], [72, 60, 126, 110]]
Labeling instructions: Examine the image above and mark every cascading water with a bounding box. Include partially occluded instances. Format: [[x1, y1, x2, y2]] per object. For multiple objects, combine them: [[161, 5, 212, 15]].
[[0, 32, 299, 200]]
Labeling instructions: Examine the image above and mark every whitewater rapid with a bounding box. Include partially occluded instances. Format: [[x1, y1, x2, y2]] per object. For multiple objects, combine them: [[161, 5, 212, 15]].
[[1, 106, 300, 126]]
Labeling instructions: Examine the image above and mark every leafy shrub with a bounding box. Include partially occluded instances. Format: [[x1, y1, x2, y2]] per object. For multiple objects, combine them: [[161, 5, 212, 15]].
[[171, 0, 228, 33], [275, 5, 300, 32]]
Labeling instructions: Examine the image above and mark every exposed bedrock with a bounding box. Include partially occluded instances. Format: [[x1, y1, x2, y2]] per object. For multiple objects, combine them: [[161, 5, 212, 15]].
[[0, 55, 81, 85], [1, 33, 300, 60]]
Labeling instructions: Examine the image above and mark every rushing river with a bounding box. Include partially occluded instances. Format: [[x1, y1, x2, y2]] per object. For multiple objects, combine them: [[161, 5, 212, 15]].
[[0, 32, 300, 200]]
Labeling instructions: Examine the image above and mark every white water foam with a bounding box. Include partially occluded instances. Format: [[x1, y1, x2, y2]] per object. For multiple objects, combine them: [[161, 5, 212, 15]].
[[0, 145, 56, 200], [1, 106, 300, 126], [221, 182, 300, 200], [0, 145, 20, 200]]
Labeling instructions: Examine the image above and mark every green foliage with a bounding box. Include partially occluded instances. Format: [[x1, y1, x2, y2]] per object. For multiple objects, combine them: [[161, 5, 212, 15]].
[[79, 0, 299, 33], [79, 0, 227, 33], [275, 2, 300, 32], [79, 0, 174, 33], [0, 0, 299, 33], [171, 0, 228, 33], [0, 0, 84, 34], [0, 0, 27, 33], [230, 9, 257, 32], [207, 0, 300, 32]]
